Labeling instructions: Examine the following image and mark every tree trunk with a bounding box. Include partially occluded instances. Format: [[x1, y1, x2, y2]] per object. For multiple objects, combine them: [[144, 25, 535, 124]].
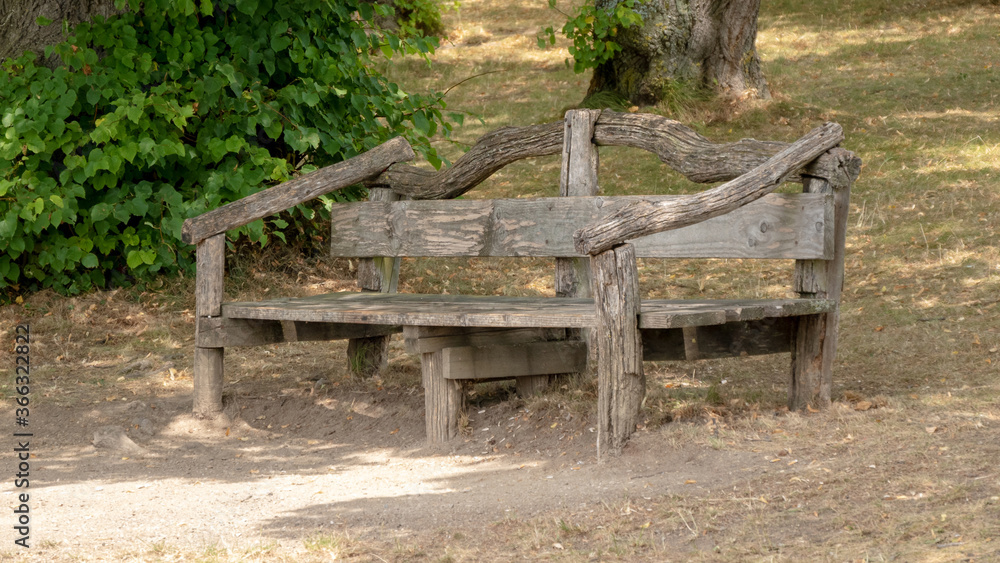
[[0, 0, 118, 62], [589, 0, 769, 106]]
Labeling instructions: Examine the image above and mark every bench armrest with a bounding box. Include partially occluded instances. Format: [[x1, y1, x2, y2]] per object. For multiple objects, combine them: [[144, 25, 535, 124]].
[[573, 122, 845, 255], [181, 136, 416, 245]]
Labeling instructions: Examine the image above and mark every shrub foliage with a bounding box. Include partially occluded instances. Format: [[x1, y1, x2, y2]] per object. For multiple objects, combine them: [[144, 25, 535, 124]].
[[0, 0, 453, 294]]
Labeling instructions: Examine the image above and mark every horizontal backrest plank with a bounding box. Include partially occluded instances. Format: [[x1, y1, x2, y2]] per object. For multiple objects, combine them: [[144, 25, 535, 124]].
[[330, 193, 832, 260]]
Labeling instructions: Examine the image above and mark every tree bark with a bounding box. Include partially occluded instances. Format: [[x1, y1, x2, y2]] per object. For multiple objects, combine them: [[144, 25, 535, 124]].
[[0, 0, 118, 62], [589, 0, 769, 105]]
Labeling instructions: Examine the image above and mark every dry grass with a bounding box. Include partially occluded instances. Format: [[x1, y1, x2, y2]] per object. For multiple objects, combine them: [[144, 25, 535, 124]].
[[3, 0, 1000, 560]]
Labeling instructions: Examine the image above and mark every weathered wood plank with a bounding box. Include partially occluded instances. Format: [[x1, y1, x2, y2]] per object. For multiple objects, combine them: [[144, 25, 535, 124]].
[[641, 318, 794, 361], [593, 244, 644, 458], [441, 341, 588, 380], [194, 317, 400, 347], [224, 292, 598, 327], [194, 234, 225, 416], [574, 122, 845, 255], [423, 350, 464, 443], [349, 187, 402, 377], [404, 326, 567, 354], [221, 292, 836, 330], [329, 193, 831, 260], [284, 321, 399, 342], [638, 298, 836, 329], [182, 137, 416, 244], [198, 318, 283, 348]]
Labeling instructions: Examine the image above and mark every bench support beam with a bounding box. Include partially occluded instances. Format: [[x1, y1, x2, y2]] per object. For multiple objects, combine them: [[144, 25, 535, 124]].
[[193, 234, 226, 416], [593, 243, 645, 458], [422, 350, 465, 443], [348, 187, 401, 377], [555, 109, 602, 390], [791, 150, 857, 410]]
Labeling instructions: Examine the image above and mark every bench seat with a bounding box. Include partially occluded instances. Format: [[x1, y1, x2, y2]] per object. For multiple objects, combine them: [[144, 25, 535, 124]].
[[221, 292, 837, 329]]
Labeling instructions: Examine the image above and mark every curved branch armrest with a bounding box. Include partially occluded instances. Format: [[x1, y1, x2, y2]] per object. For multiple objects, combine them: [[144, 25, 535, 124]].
[[593, 111, 793, 184], [368, 121, 564, 200], [181, 136, 416, 245], [573, 122, 845, 256]]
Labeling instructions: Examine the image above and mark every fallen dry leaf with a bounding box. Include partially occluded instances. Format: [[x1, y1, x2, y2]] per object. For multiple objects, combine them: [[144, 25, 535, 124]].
[[855, 401, 873, 411]]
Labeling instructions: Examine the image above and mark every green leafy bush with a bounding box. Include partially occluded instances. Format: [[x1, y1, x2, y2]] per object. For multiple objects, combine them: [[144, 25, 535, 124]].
[[0, 0, 454, 295], [539, 0, 642, 73], [393, 0, 455, 38]]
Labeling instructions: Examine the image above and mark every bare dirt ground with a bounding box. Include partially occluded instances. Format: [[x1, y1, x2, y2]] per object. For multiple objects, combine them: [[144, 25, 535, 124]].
[[3, 388, 766, 556]]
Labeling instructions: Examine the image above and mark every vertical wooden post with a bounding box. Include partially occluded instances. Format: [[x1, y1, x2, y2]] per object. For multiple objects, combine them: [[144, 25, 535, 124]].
[[194, 233, 225, 416], [548, 109, 603, 394], [422, 350, 464, 443], [556, 109, 601, 299], [347, 187, 401, 377], [592, 243, 645, 458], [791, 152, 855, 410]]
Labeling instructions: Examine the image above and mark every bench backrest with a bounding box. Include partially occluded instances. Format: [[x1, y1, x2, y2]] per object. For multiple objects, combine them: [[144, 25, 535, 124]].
[[329, 193, 833, 260]]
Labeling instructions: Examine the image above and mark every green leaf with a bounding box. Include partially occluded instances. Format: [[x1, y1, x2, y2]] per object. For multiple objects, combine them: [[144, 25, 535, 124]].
[[126, 250, 143, 269], [225, 136, 243, 153], [81, 253, 98, 268], [49, 195, 64, 208], [126, 105, 143, 124], [413, 111, 430, 135], [91, 202, 111, 221], [35, 16, 53, 26], [235, 0, 258, 16]]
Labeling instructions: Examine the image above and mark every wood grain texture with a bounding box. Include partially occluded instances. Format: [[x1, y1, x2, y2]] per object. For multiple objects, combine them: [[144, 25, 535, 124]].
[[349, 187, 402, 377], [789, 151, 856, 410], [641, 318, 794, 361], [422, 350, 464, 443], [221, 292, 835, 329], [574, 122, 845, 255], [557, 109, 602, 382], [592, 111, 794, 184], [369, 122, 564, 200], [592, 244, 645, 458], [193, 348, 223, 416], [182, 137, 416, 244], [196, 318, 395, 348], [193, 234, 226, 416], [560, 109, 602, 197], [366, 112, 838, 201], [442, 341, 588, 380], [404, 326, 567, 354], [329, 194, 831, 260], [195, 234, 225, 319]]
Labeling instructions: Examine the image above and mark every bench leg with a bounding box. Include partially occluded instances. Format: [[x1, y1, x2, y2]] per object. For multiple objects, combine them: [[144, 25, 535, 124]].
[[516, 375, 550, 397], [193, 347, 224, 416], [790, 313, 835, 410], [347, 335, 389, 378], [592, 244, 645, 458], [422, 350, 464, 443]]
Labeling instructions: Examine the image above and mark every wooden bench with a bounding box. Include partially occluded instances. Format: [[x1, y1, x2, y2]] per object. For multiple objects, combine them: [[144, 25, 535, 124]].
[[182, 110, 861, 455]]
